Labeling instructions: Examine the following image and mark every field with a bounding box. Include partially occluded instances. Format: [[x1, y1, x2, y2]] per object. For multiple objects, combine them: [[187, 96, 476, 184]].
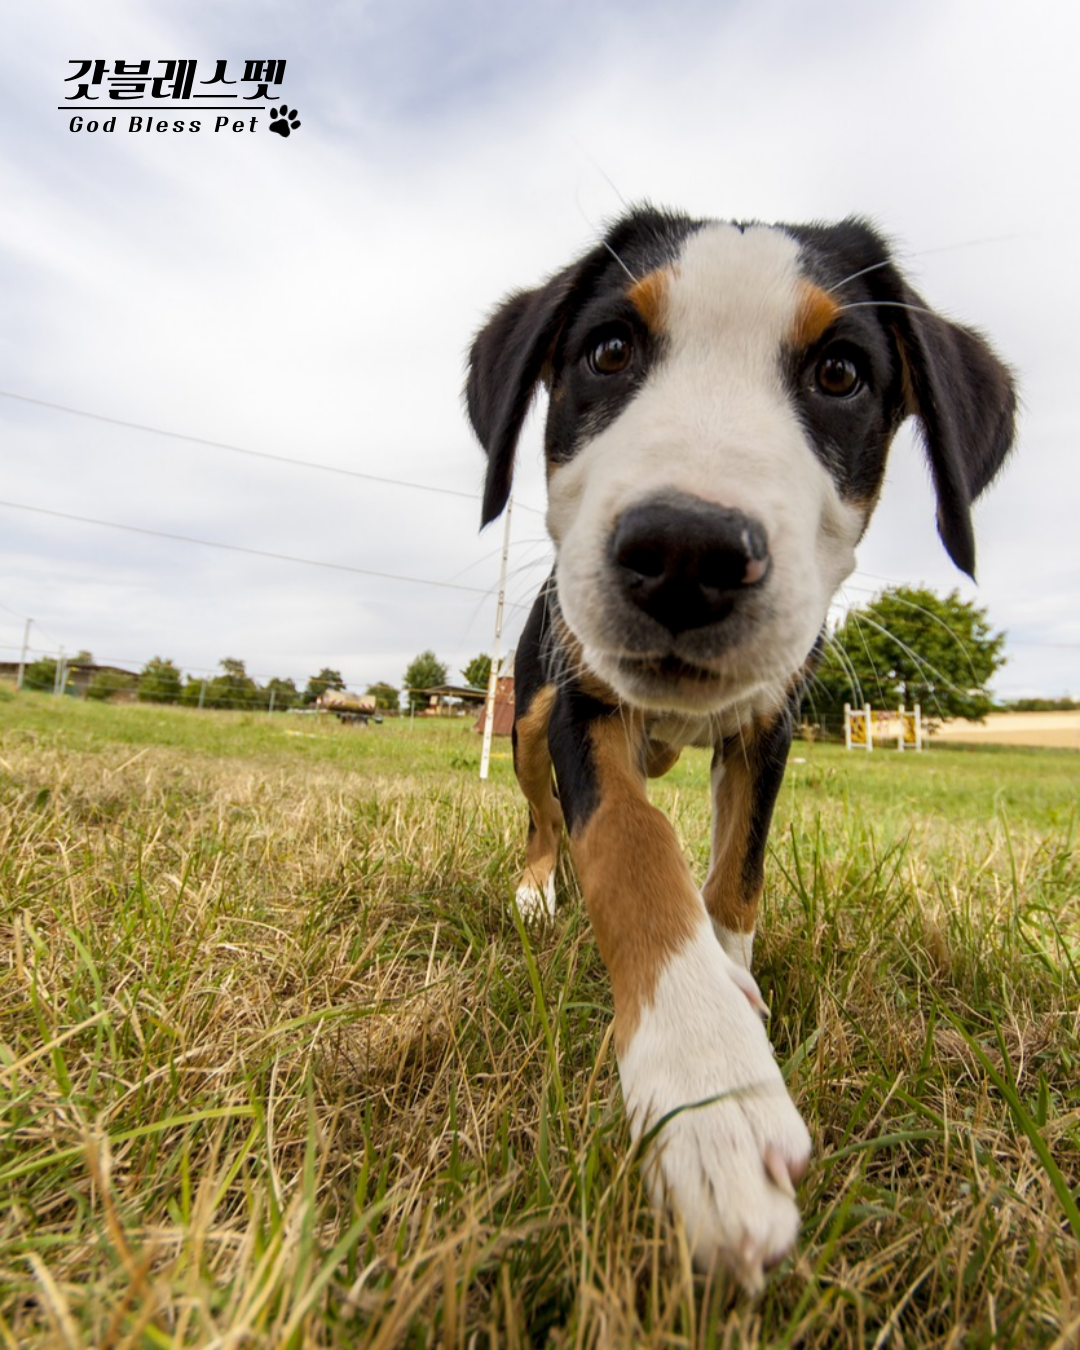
[[1, 692, 1078, 1349], [931, 712, 1080, 751]]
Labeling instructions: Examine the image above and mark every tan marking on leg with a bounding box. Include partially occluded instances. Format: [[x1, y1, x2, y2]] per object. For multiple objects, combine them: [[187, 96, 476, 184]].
[[789, 280, 841, 350], [627, 268, 672, 335], [571, 711, 703, 1055], [513, 685, 562, 895], [701, 740, 759, 938]]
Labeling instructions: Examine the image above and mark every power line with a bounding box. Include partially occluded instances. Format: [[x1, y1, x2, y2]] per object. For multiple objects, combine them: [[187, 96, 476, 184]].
[[0, 498, 528, 600], [0, 388, 545, 516]]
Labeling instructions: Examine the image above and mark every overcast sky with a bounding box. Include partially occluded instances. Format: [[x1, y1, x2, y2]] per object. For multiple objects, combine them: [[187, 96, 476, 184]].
[[2, 0, 1078, 700]]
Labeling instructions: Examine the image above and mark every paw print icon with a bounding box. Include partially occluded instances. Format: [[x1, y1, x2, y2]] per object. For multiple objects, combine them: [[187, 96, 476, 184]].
[[269, 106, 301, 138]]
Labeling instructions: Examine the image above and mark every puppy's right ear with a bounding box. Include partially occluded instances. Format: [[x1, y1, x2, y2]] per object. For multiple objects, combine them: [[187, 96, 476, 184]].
[[466, 262, 588, 527]]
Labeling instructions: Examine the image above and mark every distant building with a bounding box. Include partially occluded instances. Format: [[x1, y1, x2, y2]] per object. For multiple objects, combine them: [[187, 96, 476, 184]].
[[0, 661, 137, 697], [411, 685, 487, 716], [473, 675, 515, 737]]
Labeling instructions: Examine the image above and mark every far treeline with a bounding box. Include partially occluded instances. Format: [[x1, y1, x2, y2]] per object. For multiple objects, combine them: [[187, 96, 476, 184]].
[[16, 588, 1073, 722], [19, 651, 496, 714]]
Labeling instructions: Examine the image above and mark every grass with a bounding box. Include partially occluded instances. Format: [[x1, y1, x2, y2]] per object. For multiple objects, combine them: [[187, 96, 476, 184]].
[[1, 691, 1078, 1348]]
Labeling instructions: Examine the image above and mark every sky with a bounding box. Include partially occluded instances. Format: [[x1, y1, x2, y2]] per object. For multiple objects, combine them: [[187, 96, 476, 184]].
[[2, 0, 1078, 701]]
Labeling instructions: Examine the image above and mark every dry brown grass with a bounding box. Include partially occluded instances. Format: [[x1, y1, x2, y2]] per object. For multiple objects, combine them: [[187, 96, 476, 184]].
[[1, 696, 1078, 1347]]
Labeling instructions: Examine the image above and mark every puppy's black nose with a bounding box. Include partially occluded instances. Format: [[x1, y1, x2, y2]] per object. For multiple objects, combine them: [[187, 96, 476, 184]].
[[610, 493, 770, 635]]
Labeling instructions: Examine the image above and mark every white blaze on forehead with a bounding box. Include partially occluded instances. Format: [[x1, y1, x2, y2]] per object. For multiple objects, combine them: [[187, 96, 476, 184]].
[[666, 222, 805, 361]]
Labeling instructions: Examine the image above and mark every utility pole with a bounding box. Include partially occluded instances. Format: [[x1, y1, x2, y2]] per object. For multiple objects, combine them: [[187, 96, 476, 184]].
[[53, 646, 65, 696], [16, 618, 30, 690], [480, 498, 513, 781]]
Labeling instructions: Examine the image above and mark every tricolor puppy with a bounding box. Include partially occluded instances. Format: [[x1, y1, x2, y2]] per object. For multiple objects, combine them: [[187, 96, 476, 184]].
[[465, 207, 1015, 1288]]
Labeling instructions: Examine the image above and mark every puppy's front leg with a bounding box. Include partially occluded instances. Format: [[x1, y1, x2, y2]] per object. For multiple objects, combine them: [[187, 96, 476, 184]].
[[549, 688, 810, 1289], [702, 705, 796, 973]]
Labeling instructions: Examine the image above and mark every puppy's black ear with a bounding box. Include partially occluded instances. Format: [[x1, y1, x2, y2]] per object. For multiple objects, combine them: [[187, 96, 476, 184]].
[[892, 293, 1017, 579], [466, 260, 590, 528]]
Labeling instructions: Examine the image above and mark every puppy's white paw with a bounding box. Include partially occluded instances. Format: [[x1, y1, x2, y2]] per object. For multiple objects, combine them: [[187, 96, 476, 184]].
[[513, 873, 556, 923], [618, 923, 810, 1290]]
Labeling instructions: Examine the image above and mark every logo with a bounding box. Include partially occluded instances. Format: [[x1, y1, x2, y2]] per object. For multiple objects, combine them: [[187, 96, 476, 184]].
[[61, 60, 300, 137], [268, 105, 301, 138]]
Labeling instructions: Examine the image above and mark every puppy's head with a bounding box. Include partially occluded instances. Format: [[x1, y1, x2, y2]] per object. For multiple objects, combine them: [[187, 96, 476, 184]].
[[466, 208, 1016, 715]]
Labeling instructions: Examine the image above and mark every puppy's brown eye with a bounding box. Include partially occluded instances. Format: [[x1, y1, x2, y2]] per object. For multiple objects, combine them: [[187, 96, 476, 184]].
[[588, 331, 633, 375], [815, 352, 862, 397]]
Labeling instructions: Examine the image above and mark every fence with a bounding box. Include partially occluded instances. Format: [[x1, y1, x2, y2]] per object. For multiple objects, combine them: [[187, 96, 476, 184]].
[[844, 703, 923, 752]]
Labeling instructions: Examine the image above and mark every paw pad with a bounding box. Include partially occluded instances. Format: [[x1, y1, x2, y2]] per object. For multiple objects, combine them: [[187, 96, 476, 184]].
[[269, 106, 301, 138]]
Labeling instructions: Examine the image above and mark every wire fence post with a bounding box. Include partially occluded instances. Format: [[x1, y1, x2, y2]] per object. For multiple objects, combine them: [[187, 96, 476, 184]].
[[16, 617, 30, 690], [480, 498, 513, 782]]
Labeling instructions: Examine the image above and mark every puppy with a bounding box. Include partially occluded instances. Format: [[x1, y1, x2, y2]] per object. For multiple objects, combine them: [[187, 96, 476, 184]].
[[465, 207, 1015, 1287]]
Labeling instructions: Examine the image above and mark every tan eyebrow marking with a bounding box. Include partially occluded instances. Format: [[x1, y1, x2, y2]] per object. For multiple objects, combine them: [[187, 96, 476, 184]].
[[627, 268, 671, 334], [790, 279, 841, 348]]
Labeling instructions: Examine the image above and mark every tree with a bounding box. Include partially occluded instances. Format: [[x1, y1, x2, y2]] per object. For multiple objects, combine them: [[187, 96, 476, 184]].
[[22, 657, 58, 693], [366, 681, 400, 711], [303, 667, 345, 706], [403, 650, 448, 711], [87, 669, 137, 701], [179, 674, 208, 708], [264, 677, 299, 711], [138, 656, 182, 704], [205, 657, 258, 710], [462, 653, 492, 690], [1001, 696, 1078, 712], [807, 586, 1006, 727]]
